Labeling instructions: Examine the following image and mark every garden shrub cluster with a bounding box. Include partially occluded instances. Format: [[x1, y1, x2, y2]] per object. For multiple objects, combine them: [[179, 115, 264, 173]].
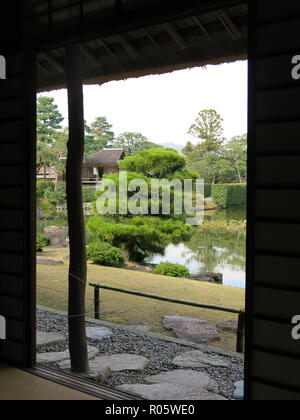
[[87, 216, 192, 263], [204, 184, 212, 198], [44, 181, 66, 206], [153, 262, 190, 278], [212, 184, 246, 208], [36, 233, 49, 252], [36, 181, 55, 199], [87, 241, 125, 266], [82, 188, 96, 203]]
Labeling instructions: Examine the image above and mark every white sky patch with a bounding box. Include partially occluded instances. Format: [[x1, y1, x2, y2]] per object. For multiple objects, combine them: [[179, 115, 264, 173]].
[[46, 60, 248, 147]]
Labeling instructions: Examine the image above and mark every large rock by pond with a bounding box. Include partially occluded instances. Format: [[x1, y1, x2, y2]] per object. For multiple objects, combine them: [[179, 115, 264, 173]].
[[191, 272, 223, 284], [117, 383, 226, 400], [43, 226, 69, 248], [163, 315, 220, 343], [172, 350, 230, 369]]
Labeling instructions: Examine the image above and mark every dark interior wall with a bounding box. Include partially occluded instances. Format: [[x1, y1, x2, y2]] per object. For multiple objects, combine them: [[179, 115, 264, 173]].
[[246, 0, 300, 400], [0, 3, 36, 366]]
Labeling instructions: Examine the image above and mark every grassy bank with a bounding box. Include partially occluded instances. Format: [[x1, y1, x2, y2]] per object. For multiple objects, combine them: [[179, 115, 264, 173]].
[[37, 249, 245, 352]]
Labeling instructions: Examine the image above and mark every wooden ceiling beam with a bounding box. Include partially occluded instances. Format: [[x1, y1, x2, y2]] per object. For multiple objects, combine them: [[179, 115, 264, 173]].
[[143, 28, 162, 50], [81, 46, 99, 67], [116, 34, 139, 60], [40, 53, 65, 74], [163, 22, 188, 51], [193, 16, 213, 42], [216, 9, 242, 40]]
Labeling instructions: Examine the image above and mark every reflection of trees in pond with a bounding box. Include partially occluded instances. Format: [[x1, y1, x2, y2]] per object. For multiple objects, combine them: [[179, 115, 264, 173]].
[[184, 209, 246, 273]]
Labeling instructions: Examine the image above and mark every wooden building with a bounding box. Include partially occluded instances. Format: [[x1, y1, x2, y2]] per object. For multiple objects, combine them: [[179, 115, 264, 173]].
[[0, 0, 300, 400], [82, 148, 125, 182]]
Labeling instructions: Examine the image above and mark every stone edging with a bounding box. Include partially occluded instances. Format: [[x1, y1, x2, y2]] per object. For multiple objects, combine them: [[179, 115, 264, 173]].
[[37, 305, 244, 360]]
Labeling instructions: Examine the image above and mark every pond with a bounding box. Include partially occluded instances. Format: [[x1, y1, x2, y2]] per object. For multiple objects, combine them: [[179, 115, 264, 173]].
[[147, 207, 246, 289], [38, 207, 246, 289]]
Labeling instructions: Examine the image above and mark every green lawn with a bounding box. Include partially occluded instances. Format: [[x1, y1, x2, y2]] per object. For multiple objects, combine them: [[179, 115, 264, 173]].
[[37, 249, 245, 352]]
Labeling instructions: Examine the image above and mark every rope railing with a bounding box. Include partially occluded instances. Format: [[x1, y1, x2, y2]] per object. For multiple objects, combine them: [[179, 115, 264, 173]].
[[89, 282, 245, 354]]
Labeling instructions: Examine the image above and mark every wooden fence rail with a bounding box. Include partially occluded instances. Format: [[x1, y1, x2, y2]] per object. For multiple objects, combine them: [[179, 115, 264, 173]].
[[89, 282, 245, 354]]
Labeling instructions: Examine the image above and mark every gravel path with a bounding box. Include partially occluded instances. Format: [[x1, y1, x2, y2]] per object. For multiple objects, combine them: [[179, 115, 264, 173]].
[[37, 309, 244, 399]]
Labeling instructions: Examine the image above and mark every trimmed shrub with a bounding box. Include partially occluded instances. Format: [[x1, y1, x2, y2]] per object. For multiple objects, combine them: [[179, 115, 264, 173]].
[[83, 188, 96, 203], [36, 234, 49, 252], [204, 184, 212, 198], [87, 241, 125, 266], [37, 181, 55, 199], [153, 262, 190, 278], [212, 184, 246, 208], [44, 182, 66, 206]]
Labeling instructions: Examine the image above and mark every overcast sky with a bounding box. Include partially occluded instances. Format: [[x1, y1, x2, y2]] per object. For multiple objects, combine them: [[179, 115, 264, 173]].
[[47, 60, 248, 147]]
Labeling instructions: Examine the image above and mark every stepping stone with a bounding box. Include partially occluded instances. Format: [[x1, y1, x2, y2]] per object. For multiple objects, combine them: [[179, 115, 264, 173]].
[[145, 370, 217, 390], [37, 331, 66, 349], [163, 316, 220, 343], [233, 380, 244, 400], [217, 320, 238, 332], [37, 346, 99, 364], [88, 354, 149, 373], [117, 384, 226, 400], [86, 326, 112, 340], [127, 323, 152, 333], [59, 353, 149, 373], [172, 351, 230, 369]]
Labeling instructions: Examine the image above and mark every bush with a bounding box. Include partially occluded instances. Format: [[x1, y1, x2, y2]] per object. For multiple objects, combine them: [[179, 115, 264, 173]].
[[87, 216, 192, 263], [44, 182, 66, 206], [37, 181, 55, 199], [204, 184, 212, 198], [153, 262, 190, 278], [212, 184, 246, 208], [87, 241, 125, 266], [36, 234, 49, 252], [83, 188, 96, 203]]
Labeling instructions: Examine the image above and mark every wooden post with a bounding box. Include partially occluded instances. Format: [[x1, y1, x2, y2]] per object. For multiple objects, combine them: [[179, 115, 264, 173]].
[[65, 44, 89, 373], [236, 310, 245, 354], [94, 287, 100, 320]]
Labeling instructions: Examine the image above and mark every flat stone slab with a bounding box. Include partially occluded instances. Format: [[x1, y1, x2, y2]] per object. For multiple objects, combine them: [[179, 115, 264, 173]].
[[233, 380, 244, 400], [86, 326, 113, 340], [37, 331, 66, 349], [36, 257, 64, 266], [145, 370, 217, 391], [217, 320, 238, 332], [172, 351, 230, 369], [117, 384, 226, 400], [163, 316, 220, 343], [88, 354, 149, 373], [37, 346, 99, 364], [127, 323, 152, 333]]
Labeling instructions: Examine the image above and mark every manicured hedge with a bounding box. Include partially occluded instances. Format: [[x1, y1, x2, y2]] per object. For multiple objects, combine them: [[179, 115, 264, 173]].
[[153, 262, 190, 278], [204, 184, 212, 198], [212, 184, 246, 208], [82, 188, 96, 203], [87, 241, 125, 266]]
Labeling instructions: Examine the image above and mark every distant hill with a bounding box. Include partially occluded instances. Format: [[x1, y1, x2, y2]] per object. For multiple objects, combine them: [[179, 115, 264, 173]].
[[161, 143, 184, 152]]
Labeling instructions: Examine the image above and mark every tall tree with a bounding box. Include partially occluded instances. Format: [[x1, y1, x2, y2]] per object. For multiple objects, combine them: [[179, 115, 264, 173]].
[[119, 147, 186, 178], [85, 116, 115, 154], [113, 132, 149, 155], [223, 135, 247, 183], [65, 45, 89, 373], [188, 109, 224, 152], [37, 96, 64, 144], [36, 96, 65, 177]]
